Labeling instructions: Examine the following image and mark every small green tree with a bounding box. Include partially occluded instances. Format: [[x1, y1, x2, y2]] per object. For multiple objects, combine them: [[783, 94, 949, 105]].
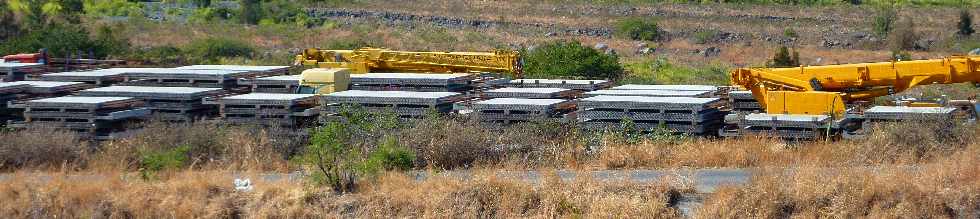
[[957, 10, 975, 36], [615, 17, 661, 41], [768, 46, 800, 67], [239, 0, 261, 25], [523, 40, 624, 80], [295, 106, 414, 193], [872, 5, 897, 36]]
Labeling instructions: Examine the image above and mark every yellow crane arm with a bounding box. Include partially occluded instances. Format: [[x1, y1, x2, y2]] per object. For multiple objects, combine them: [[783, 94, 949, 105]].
[[731, 55, 980, 116], [295, 47, 523, 78]]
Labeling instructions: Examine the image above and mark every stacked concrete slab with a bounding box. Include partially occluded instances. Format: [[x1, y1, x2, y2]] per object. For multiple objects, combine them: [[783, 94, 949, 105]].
[[174, 65, 291, 75], [239, 75, 301, 93], [5, 81, 92, 95], [474, 98, 571, 123], [38, 68, 163, 85], [583, 89, 713, 98], [737, 113, 832, 139], [507, 79, 611, 91], [729, 91, 762, 112], [864, 106, 957, 121], [0, 83, 30, 124], [321, 90, 461, 119], [120, 69, 256, 88], [578, 95, 725, 134], [349, 73, 474, 92], [7, 96, 150, 140], [484, 87, 577, 99], [207, 93, 319, 127], [0, 63, 46, 81], [78, 86, 225, 122]]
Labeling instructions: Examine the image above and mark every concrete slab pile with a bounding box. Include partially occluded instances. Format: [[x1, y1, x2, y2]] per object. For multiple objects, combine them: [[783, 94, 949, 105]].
[[729, 91, 762, 112], [206, 93, 319, 127], [507, 79, 611, 91], [38, 68, 163, 85], [120, 68, 282, 89], [321, 90, 462, 119], [737, 113, 832, 139], [864, 106, 957, 121], [7, 96, 150, 140], [239, 75, 301, 93], [349, 73, 474, 92], [484, 87, 577, 99], [577, 95, 725, 134], [78, 86, 225, 122], [584, 89, 713, 98], [473, 98, 572, 124], [4, 81, 93, 95], [0, 83, 30, 124], [0, 63, 46, 81], [174, 65, 292, 75]]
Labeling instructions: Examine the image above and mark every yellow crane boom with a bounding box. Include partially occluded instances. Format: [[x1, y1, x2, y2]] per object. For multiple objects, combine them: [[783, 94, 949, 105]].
[[731, 55, 980, 116], [294, 47, 523, 78]]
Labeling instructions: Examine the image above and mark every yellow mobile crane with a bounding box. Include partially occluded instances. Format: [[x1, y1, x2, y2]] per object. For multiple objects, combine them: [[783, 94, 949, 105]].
[[292, 47, 523, 94], [730, 55, 980, 117]]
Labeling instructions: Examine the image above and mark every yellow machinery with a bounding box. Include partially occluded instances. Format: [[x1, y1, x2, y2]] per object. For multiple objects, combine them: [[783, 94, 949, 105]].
[[731, 55, 980, 117], [293, 47, 523, 94]]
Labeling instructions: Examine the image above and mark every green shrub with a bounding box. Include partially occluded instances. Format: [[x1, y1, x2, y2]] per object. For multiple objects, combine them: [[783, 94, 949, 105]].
[[183, 37, 254, 63], [82, 0, 141, 17], [139, 145, 191, 180], [783, 28, 798, 38], [523, 40, 624, 80], [239, 0, 262, 24], [872, 5, 898, 36], [295, 105, 411, 193], [134, 46, 186, 66], [958, 10, 975, 36], [692, 29, 718, 44], [615, 17, 661, 41], [0, 24, 126, 58], [767, 46, 800, 67]]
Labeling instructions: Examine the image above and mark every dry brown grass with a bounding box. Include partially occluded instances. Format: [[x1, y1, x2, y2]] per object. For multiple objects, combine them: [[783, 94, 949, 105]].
[[0, 127, 88, 170], [0, 170, 685, 218], [697, 148, 980, 218]]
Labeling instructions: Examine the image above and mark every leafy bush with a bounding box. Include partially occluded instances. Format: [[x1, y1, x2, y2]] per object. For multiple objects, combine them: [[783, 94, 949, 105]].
[[139, 145, 191, 179], [872, 5, 897, 36], [239, 0, 261, 24], [767, 46, 800, 67], [133, 46, 186, 66], [783, 28, 798, 38], [295, 106, 413, 193], [615, 17, 661, 41], [692, 29, 718, 44], [958, 10, 975, 36], [523, 40, 624, 80], [0, 24, 127, 58], [183, 37, 254, 63], [82, 0, 141, 17]]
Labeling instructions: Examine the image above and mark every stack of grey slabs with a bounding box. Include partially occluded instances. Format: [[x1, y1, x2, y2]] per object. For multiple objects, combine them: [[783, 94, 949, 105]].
[[0, 83, 31, 124], [484, 87, 576, 99], [121, 69, 254, 88], [738, 113, 831, 139], [5, 81, 93, 95], [349, 73, 474, 92], [584, 89, 713, 98], [322, 90, 461, 118], [8, 96, 149, 140], [0, 63, 45, 81], [473, 98, 570, 123], [210, 93, 319, 127], [239, 75, 301, 93], [175, 65, 291, 75], [577, 95, 726, 134], [78, 86, 225, 122], [610, 84, 719, 92], [507, 79, 611, 91], [39, 68, 162, 85], [729, 91, 761, 111], [864, 106, 956, 121]]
